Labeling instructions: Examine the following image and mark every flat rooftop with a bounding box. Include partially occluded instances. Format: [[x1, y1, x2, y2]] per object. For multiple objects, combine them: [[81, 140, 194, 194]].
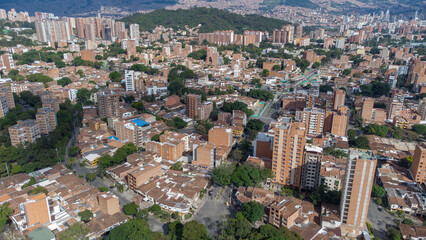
[[349, 149, 375, 161]]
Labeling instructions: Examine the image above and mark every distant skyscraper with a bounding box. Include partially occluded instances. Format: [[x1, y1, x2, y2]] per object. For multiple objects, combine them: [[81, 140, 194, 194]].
[[272, 25, 294, 45], [296, 25, 303, 39], [335, 37, 346, 49], [130, 23, 140, 39], [385, 9, 390, 22], [84, 22, 97, 41], [35, 20, 72, 43], [127, 39, 137, 58], [340, 149, 376, 237]]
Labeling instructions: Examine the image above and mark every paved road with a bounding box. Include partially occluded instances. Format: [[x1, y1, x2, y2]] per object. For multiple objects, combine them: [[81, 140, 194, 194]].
[[148, 215, 168, 234], [292, 70, 318, 86], [64, 111, 80, 165], [194, 186, 234, 237], [367, 199, 396, 240], [253, 100, 275, 124]]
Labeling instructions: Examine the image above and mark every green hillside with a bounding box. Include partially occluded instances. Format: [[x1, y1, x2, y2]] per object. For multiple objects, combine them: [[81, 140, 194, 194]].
[[121, 8, 290, 33]]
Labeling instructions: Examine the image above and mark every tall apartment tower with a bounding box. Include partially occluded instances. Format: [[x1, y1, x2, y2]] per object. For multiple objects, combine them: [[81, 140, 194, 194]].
[[36, 108, 57, 134], [295, 25, 303, 39], [129, 23, 140, 39], [410, 144, 426, 185], [0, 83, 15, 117], [386, 99, 403, 121], [186, 94, 201, 119], [417, 99, 426, 121], [295, 107, 329, 136], [127, 39, 137, 58], [125, 70, 135, 91], [333, 89, 346, 110], [9, 120, 41, 146], [272, 25, 294, 45], [75, 18, 86, 39], [271, 121, 306, 188], [84, 22, 97, 41], [97, 92, 120, 118], [340, 149, 376, 237], [301, 145, 322, 190]]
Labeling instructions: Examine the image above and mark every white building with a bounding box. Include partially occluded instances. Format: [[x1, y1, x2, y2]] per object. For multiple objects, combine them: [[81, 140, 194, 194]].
[[129, 23, 140, 40], [125, 70, 135, 91]]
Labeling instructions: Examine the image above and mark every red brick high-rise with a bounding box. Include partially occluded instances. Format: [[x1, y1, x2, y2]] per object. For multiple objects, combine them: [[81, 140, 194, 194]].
[[186, 94, 201, 119]]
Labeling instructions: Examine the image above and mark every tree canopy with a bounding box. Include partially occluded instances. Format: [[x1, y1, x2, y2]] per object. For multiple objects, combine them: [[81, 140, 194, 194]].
[[211, 163, 236, 186], [99, 143, 138, 168], [223, 101, 254, 116], [130, 64, 158, 75], [372, 184, 386, 199], [0, 203, 13, 231], [364, 124, 389, 137], [412, 124, 426, 136], [358, 81, 391, 97], [123, 202, 140, 216], [246, 119, 265, 132], [107, 219, 165, 240], [168, 220, 211, 240], [231, 164, 272, 187], [77, 88, 91, 103], [246, 89, 273, 101], [121, 8, 289, 33], [26, 73, 53, 83], [241, 201, 264, 223], [78, 209, 93, 223], [58, 222, 90, 240], [57, 77, 72, 86], [188, 49, 207, 60], [109, 71, 122, 82]]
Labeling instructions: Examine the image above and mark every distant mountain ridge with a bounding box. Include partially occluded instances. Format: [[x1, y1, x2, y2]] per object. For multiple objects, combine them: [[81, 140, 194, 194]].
[[120, 8, 290, 33], [0, 0, 177, 16], [0, 0, 422, 17]]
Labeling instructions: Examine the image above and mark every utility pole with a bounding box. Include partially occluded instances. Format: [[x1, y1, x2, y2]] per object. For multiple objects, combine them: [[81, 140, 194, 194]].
[[5, 163, 9, 177]]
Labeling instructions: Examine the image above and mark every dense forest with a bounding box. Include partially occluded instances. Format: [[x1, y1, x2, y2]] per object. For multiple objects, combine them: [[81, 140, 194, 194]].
[[121, 8, 289, 33]]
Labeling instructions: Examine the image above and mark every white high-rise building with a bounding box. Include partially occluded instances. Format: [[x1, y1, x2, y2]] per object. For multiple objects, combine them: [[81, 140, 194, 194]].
[[130, 24, 140, 40], [385, 9, 390, 22], [125, 70, 135, 91], [335, 37, 346, 49]]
